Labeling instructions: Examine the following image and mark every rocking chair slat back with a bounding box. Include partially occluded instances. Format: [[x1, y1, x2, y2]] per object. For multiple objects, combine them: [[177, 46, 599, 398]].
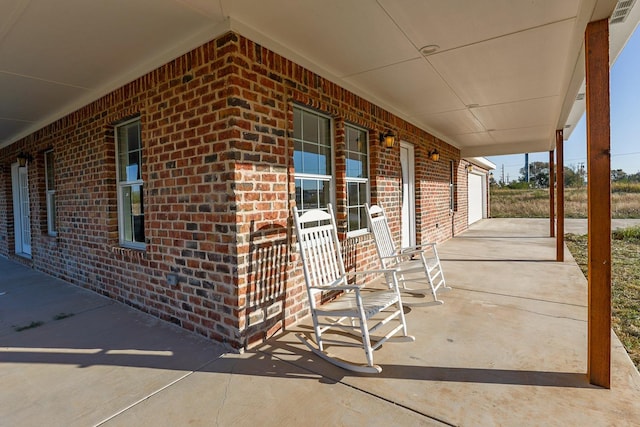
[[293, 207, 345, 303], [367, 204, 396, 264]]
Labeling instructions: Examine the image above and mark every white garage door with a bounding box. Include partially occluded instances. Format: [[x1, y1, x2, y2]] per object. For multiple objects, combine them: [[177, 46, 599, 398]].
[[467, 173, 485, 225]]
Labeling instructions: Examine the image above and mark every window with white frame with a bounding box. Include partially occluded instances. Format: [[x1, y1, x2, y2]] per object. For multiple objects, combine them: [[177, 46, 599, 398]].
[[450, 160, 456, 212], [293, 106, 332, 215], [345, 124, 369, 234], [116, 118, 145, 249], [44, 150, 57, 236]]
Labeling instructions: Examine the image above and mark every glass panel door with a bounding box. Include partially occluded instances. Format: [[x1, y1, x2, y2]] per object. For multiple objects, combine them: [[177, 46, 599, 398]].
[[12, 164, 31, 256], [19, 167, 31, 254], [400, 142, 416, 248]]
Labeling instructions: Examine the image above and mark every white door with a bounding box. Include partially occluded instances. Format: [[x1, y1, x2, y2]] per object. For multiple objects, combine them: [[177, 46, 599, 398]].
[[400, 142, 415, 248], [12, 163, 31, 256], [467, 172, 485, 225]]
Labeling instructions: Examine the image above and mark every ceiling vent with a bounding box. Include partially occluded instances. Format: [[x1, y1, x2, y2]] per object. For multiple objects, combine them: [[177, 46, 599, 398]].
[[610, 0, 636, 24]]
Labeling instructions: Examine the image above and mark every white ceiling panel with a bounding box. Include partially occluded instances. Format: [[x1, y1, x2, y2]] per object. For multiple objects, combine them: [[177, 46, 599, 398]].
[[0, 0, 222, 88], [0, 118, 33, 142], [0, 72, 87, 120], [379, 0, 580, 52], [345, 58, 465, 116], [453, 132, 496, 147], [0, 0, 29, 37], [414, 109, 486, 137], [223, 0, 419, 77], [427, 19, 576, 106], [470, 97, 561, 130], [489, 126, 552, 144]]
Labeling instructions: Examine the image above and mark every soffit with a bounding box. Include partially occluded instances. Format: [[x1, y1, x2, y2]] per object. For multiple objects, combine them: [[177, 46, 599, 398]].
[[0, 0, 635, 158]]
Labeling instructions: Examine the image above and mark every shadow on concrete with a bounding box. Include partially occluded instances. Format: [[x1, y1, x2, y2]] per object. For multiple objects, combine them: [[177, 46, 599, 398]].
[[0, 313, 596, 389]]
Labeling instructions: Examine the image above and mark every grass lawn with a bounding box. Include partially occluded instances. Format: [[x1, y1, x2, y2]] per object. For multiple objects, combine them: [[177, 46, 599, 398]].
[[491, 184, 640, 218], [565, 229, 640, 372]]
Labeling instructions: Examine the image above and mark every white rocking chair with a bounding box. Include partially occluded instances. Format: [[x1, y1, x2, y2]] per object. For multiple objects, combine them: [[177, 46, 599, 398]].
[[292, 204, 414, 373], [365, 203, 450, 304]]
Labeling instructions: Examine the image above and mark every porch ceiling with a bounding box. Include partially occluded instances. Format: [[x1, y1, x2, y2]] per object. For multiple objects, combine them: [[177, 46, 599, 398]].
[[1, 0, 638, 157]]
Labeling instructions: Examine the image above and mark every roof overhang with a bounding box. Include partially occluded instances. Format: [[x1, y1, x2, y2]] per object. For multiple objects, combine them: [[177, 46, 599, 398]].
[[1, 0, 638, 156], [464, 157, 497, 171]]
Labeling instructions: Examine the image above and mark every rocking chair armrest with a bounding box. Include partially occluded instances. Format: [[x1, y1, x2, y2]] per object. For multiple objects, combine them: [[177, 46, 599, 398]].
[[345, 268, 399, 277], [379, 250, 421, 262], [345, 269, 402, 290], [308, 284, 364, 292], [378, 254, 405, 262], [400, 243, 437, 254]]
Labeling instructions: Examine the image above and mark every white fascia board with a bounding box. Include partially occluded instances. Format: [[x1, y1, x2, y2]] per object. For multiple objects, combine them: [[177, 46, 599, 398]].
[[464, 157, 497, 171]]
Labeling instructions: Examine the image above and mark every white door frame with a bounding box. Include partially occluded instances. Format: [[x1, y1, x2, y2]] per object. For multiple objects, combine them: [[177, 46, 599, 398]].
[[12, 163, 31, 256], [400, 142, 416, 248], [467, 171, 487, 225]]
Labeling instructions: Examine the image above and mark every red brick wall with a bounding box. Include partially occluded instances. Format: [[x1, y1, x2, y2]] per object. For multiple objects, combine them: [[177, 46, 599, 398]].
[[1, 34, 243, 346], [0, 31, 471, 349], [230, 35, 471, 347]]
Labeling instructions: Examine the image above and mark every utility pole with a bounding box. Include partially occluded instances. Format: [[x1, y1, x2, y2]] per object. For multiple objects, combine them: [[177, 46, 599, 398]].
[[525, 153, 529, 182], [501, 164, 505, 184]]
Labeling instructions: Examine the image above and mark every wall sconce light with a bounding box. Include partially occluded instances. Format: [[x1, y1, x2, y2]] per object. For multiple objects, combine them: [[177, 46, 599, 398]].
[[17, 152, 32, 168], [466, 164, 474, 173], [427, 149, 440, 162], [379, 130, 396, 149]]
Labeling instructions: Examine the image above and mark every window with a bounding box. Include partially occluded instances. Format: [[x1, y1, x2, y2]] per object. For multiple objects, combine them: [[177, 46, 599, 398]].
[[449, 160, 456, 212], [44, 150, 57, 236], [345, 125, 369, 234], [293, 106, 332, 215], [116, 118, 145, 249]]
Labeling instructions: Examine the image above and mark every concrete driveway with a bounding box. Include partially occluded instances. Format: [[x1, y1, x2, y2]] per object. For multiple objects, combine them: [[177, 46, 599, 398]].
[[1, 218, 639, 426]]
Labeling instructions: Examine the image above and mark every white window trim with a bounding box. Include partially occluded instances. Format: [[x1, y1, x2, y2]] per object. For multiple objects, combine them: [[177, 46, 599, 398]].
[[449, 160, 456, 212], [344, 124, 370, 237], [347, 228, 370, 238], [44, 150, 57, 236], [293, 105, 335, 215], [295, 172, 333, 181], [115, 117, 145, 250]]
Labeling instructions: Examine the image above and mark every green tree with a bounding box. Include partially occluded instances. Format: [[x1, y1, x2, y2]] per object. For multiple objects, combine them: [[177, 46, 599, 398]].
[[519, 161, 549, 188], [611, 169, 628, 182], [564, 164, 585, 188]]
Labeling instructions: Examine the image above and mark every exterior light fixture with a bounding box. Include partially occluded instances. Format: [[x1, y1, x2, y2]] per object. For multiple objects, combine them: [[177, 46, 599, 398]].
[[466, 164, 474, 173], [17, 152, 32, 168], [428, 149, 440, 162], [379, 130, 396, 149]]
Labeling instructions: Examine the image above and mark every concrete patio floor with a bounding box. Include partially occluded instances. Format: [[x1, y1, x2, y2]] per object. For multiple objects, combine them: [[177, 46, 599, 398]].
[[1, 218, 639, 426]]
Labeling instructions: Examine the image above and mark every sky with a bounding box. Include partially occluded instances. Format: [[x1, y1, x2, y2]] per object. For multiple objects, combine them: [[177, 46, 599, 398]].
[[487, 25, 640, 182]]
